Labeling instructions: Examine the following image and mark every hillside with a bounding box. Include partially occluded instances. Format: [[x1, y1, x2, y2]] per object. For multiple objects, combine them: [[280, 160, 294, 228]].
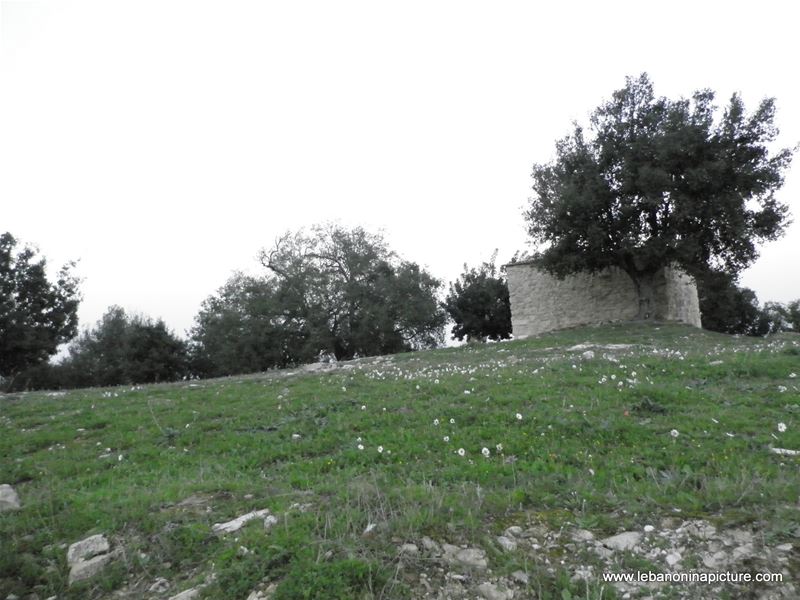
[[1, 323, 799, 599]]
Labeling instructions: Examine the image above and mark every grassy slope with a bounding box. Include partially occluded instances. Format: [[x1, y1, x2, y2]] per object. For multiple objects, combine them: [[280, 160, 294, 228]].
[[1, 323, 799, 599]]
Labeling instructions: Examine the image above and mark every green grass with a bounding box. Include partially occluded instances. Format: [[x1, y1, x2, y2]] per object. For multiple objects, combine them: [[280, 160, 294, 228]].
[[1, 323, 799, 598]]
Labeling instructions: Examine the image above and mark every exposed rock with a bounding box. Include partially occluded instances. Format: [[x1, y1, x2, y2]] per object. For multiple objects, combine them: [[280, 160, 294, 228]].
[[601, 531, 642, 551], [504, 526, 523, 538], [149, 577, 170, 593], [511, 570, 529, 584], [399, 543, 419, 555], [770, 447, 800, 456], [496, 535, 517, 552], [682, 520, 716, 540], [571, 565, 595, 582], [442, 544, 488, 569], [66, 533, 114, 585], [571, 528, 595, 543], [421, 536, 440, 553], [477, 582, 514, 600], [168, 588, 202, 600], [0, 484, 21, 512], [68, 552, 112, 584], [732, 543, 755, 560], [67, 534, 110, 565], [212, 509, 272, 534], [665, 551, 681, 567], [263, 515, 279, 530], [582, 350, 595, 360], [701, 550, 728, 569]]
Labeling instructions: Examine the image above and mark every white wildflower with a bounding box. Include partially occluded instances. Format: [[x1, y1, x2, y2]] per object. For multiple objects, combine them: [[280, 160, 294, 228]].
[[443, 436, 450, 442], [357, 444, 364, 450], [496, 443, 503, 452], [457, 448, 466, 457], [450, 418, 455, 424], [433, 419, 439, 426], [670, 429, 679, 438], [778, 422, 787, 433], [361, 405, 366, 410], [377, 446, 384, 454], [481, 447, 490, 458], [515, 413, 523, 420]]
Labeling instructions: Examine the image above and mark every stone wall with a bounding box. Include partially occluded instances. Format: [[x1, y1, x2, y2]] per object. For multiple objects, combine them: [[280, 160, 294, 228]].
[[506, 263, 701, 338]]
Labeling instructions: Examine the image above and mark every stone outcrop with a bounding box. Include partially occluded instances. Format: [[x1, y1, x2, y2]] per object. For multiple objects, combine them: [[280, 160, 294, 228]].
[[67, 533, 113, 585], [506, 263, 701, 338], [0, 484, 21, 512]]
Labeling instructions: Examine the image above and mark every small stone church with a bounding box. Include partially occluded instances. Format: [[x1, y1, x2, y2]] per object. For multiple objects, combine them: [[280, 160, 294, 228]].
[[505, 262, 702, 338]]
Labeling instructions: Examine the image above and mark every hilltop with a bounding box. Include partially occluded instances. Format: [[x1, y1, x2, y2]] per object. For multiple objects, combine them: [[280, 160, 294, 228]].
[[1, 323, 799, 599]]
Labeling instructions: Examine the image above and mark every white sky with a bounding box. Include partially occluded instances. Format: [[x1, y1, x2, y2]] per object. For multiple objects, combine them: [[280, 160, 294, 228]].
[[2, 0, 799, 338]]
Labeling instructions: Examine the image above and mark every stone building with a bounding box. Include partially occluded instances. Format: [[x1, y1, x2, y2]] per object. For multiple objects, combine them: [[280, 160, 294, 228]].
[[506, 262, 701, 338]]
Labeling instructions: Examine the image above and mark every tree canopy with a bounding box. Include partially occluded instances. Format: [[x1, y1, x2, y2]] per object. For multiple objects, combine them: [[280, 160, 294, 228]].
[[443, 251, 511, 342], [61, 306, 189, 387], [191, 224, 446, 375], [526, 74, 794, 318], [0, 232, 80, 384]]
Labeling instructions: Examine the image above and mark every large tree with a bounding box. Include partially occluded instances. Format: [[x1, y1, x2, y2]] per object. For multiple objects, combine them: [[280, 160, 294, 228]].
[[189, 274, 307, 377], [526, 74, 794, 318], [62, 306, 189, 387], [260, 224, 446, 361], [191, 225, 446, 375], [0, 232, 80, 385]]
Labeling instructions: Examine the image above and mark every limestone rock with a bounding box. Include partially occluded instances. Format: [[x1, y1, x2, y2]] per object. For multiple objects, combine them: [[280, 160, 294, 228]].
[[511, 570, 529, 584], [399, 543, 419, 555], [168, 588, 203, 600], [442, 544, 488, 569], [0, 484, 21, 512], [421, 536, 440, 553], [212, 509, 272, 534], [67, 534, 109, 565], [68, 552, 112, 584], [601, 531, 642, 551], [149, 577, 170, 593], [571, 529, 595, 543], [477, 582, 514, 600], [665, 552, 681, 567], [496, 535, 517, 552], [504, 526, 523, 538], [263, 514, 279, 530]]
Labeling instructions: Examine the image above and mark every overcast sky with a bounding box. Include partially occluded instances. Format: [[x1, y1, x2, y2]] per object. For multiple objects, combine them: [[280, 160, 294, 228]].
[[2, 0, 799, 338]]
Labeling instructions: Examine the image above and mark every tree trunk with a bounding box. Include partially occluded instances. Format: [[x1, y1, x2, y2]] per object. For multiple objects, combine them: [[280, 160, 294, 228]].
[[628, 270, 657, 320]]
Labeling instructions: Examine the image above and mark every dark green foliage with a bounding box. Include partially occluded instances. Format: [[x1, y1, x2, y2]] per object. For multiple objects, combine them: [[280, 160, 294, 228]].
[[697, 271, 794, 336], [443, 251, 511, 342], [14, 306, 191, 390], [261, 224, 446, 361], [192, 224, 446, 375], [526, 74, 794, 317], [0, 232, 80, 386], [64, 306, 188, 387], [697, 270, 768, 335], [189, 274, 307, 377]]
